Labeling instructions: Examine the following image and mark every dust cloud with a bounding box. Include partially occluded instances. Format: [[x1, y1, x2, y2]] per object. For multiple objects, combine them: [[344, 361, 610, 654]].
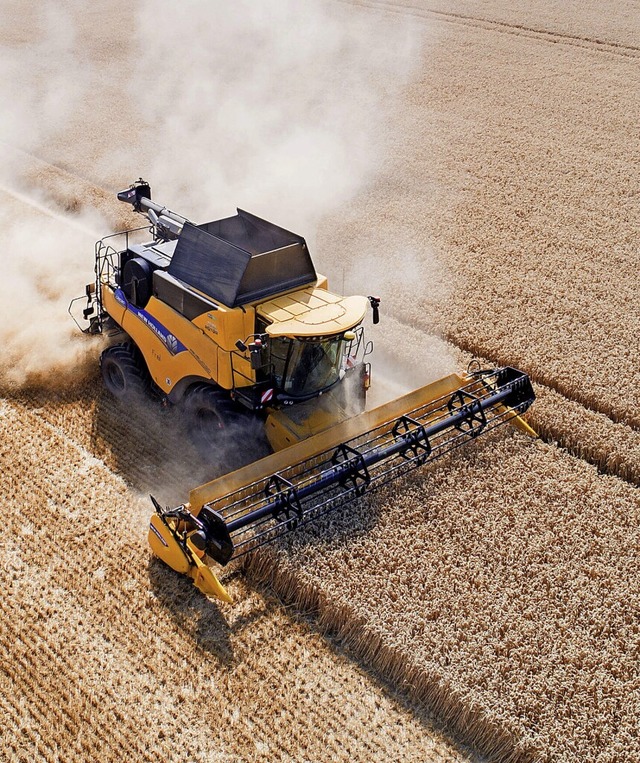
[[0, 184, 104, 390], [0, 0, 438, 391], [331, 224, 456, 401], [0, 2, 92, 152], [0, 1, 102, 390], [125, 0, 424, 232]]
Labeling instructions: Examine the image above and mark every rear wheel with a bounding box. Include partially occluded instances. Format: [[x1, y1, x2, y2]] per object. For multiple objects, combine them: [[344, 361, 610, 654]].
[[100, 343, 149, 400]]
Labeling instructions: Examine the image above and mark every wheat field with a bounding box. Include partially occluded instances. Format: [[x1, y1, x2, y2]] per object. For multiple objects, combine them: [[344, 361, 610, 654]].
[[0, 392, 475, 763], [1, 1, 638, 762]]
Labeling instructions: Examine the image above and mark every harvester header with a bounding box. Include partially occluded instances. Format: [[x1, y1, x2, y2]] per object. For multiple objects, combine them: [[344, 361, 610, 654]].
[[177, 367, 534, 563], [150, 364, 535, 603]]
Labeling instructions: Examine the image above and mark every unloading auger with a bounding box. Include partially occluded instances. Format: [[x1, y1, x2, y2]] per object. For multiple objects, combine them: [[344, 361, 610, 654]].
[[149, 365, 535, 603]]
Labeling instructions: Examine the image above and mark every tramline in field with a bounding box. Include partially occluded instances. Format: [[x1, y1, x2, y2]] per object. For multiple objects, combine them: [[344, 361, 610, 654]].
[[72, 179, 536, 603]]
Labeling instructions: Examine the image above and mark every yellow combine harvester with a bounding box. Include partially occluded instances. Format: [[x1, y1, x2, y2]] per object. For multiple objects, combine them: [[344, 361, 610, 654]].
[[75, 180, 535, 603]]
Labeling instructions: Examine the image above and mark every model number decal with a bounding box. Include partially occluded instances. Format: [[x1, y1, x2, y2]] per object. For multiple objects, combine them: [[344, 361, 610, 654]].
[[115, 288, 187, 356], [149, 521, 169, 547]]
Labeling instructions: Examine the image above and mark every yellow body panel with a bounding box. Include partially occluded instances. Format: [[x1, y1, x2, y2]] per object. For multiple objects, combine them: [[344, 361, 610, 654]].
[[191, 302, 255, 353], [102, 284, 256, 394], [148, 514, 192, 575], [218, 345, 252, 390], [185, 538, 233, 603], [137, 296, 218, 391], [148, 514, 232, 603], [265, 399, 352, 451], [102, 286, 127, 327], [103, 279, 366, 395]]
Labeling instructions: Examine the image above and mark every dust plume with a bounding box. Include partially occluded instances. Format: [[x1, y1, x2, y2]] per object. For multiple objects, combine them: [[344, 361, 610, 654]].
[[0, 184, 104, 390], [0, 0, 432, 390], [0, 2, 92, 151], [334, 227, 457, 401], [0, 1, 103, 390], [124, 0, 453, 395], [123, 0, 425, 233]]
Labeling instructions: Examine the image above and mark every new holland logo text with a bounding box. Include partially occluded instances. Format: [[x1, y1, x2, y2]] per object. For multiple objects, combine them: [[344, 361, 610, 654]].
[[115, 289, 187, 356]]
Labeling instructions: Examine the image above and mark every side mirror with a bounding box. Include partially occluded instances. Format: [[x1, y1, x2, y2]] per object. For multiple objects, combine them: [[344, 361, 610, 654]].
[[237, 335, 267, 369], [249, 337, 265, 370], [368, 296, 380, 325], [250, 351, 262, 371]]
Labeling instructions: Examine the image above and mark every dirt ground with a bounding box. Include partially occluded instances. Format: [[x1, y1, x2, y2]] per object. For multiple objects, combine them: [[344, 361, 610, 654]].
[[1, 1, 638, 762]]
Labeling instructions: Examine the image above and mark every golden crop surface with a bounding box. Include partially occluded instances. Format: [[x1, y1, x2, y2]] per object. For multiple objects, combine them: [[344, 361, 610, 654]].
[[1, 1, 638, 762], [0, 393, 472, 763]]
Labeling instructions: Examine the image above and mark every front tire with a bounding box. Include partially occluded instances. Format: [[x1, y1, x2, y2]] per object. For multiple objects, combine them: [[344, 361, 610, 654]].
[[100, 343, 149, 400], [183, 384, 243, 452]]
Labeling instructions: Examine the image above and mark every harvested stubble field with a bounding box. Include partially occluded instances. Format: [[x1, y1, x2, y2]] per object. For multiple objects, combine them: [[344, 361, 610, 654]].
[[1, 1, 639, 762], [0, 393, 472, 763]]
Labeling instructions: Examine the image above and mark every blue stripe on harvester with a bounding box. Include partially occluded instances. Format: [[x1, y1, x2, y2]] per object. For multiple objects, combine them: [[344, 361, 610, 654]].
[[115, 288, 187, 356]]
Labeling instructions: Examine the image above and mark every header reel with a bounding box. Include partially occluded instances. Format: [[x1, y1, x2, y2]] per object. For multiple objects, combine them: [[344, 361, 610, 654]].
[[150, 366, 535, 601]]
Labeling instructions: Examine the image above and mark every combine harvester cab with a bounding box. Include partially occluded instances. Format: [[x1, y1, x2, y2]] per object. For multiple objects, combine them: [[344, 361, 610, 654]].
[[72, 180, 536, 604]]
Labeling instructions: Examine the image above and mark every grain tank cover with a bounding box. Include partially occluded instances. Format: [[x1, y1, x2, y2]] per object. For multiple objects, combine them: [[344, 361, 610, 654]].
[[167, 209, 317, 307]]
